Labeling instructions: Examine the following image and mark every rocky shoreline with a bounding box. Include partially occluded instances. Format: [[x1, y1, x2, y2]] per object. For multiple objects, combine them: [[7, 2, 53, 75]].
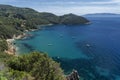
[[66, 70, 80, 80]]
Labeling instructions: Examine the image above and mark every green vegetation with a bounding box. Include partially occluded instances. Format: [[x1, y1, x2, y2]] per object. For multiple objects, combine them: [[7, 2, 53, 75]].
[[0, 52, 10, 62], [7, 52, 65, 80], [0, 39, 8, 51], [0, 52, 32, 80], [0, 4, 89, 39], [0, 52, 66, 80], [0, 69, 33, 80]]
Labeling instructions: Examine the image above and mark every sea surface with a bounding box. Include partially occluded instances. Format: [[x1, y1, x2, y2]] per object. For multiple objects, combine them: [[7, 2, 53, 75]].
[[15, 16, 120, 80]]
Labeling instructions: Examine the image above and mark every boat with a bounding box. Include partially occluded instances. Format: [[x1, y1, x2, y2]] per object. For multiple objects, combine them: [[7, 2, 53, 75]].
[[86, 44, 91, 47], [71, 36, 76, 39], [48, 44, 53, 46]]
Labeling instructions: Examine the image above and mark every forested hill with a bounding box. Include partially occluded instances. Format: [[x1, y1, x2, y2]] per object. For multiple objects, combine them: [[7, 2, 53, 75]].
[[0, 4, 89, 39]]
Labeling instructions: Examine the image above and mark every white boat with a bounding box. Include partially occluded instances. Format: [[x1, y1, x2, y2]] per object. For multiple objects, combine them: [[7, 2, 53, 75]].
[[48, 44, 53, 46], [86, 44, 90, 47], [72, 37, 76, 39]]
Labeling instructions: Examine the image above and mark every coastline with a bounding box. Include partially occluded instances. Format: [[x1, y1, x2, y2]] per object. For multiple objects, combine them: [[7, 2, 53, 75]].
[[5, 39, 16, 55], [5, 24, 53, 55], [5, 34, 29, 55], [4, 23, 89, 55]]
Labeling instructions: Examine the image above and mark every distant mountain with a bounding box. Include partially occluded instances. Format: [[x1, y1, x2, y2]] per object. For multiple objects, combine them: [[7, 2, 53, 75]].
[[60, 13, 89, 25], [0, 4, 89, 25], [84, 13, 120, 17], [0, 4, 89, 39]]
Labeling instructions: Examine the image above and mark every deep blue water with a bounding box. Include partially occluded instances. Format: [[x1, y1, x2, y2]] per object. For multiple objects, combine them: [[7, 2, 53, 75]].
[[15, 16, 120, 80]]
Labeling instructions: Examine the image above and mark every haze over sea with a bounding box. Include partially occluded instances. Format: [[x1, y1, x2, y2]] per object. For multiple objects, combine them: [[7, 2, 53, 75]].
[[15, 16, 120, 80]]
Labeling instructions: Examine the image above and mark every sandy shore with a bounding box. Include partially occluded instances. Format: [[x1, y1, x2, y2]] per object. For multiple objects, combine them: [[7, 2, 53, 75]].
[[5, 33, 31, 55], [5, 39, 16, 55]]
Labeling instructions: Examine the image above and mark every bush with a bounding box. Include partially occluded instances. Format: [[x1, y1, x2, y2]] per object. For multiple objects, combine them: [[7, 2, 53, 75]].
[[0, 39, 8, 51], [7, 52, 66, 80], [0, 69, 33, 80]]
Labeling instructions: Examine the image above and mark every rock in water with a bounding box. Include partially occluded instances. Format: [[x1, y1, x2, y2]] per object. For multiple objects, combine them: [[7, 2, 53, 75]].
[[66, 70, 80, 80]]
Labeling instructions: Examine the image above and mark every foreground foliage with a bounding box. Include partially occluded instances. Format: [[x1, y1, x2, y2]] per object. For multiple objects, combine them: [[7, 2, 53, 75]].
[[7, 52, 66, 80], [0, 39, 8, 52], [0, 69, 33, 80], [0, 52, 33, 80]]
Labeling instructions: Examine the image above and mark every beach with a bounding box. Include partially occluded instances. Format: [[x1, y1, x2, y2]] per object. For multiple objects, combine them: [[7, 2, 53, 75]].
[[5, 39, 16, 55]]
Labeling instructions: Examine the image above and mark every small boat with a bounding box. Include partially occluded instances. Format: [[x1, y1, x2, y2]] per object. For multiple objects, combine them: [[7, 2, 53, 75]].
[[86, 44, 91, 47], [72, 37, 76, 39], [48, 44, 53, 46]]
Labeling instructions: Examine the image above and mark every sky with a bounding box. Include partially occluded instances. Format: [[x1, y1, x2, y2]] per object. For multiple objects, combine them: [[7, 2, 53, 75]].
[[0, 0, 120, 15]]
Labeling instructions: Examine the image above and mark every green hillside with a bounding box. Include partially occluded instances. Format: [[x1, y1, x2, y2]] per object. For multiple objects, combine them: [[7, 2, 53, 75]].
[[0, 4, 89, 39]]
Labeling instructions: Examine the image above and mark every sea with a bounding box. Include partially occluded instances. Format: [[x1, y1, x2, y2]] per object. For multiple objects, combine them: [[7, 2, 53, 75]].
[[15, 16, 120, 80]]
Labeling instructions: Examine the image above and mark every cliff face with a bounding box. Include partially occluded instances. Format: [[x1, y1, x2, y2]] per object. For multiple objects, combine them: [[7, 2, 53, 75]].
[[66, 70, 80, 80]]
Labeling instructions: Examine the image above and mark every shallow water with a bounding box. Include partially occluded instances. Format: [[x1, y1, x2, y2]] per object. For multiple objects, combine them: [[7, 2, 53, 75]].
[[15, 16, 120, 80]]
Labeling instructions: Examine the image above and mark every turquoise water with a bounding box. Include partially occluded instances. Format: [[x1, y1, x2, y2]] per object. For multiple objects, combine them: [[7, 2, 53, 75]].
[[16, 25, 88, 59], [15, 16, 120, 80]]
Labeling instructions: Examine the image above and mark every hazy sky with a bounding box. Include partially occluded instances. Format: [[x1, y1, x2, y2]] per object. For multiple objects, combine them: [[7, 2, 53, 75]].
[[0, 0, 120, 15]]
